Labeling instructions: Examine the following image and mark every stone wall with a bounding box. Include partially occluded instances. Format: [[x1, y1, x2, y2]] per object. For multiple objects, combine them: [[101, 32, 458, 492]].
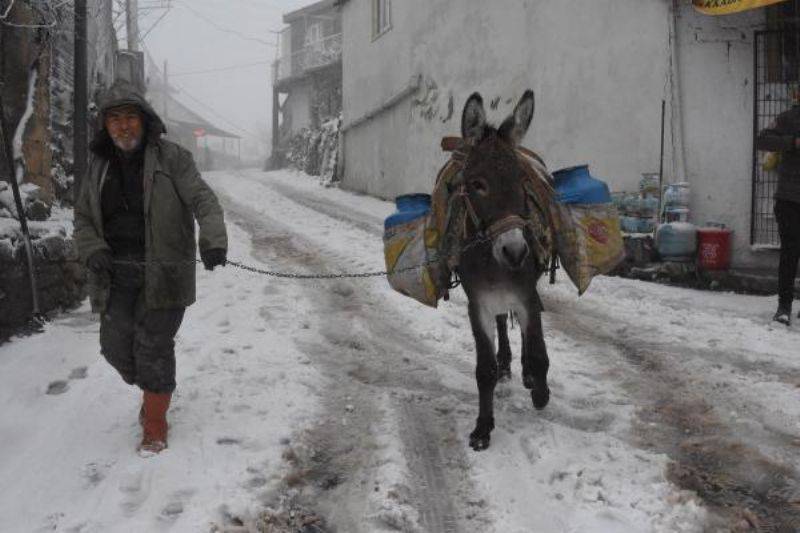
[[0, 235, 86, 340]]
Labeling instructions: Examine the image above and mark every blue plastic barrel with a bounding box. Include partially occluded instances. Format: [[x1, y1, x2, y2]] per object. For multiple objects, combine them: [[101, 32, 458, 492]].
[[553, 165, 612, 204], [385, 193, 431, 230], [655, 222, 697, 261]]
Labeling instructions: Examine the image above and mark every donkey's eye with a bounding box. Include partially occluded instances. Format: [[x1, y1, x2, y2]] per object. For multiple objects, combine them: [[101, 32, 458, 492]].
[[470, 179, 489, 195]]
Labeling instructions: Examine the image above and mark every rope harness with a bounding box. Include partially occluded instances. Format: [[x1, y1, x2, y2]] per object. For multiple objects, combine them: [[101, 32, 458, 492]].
[[437, 138, 560, 281]]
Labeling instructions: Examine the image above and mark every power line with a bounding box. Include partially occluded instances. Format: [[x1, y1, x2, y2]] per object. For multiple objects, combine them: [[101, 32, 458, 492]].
[[139, 5, 172, 41], [173, 0, 276, 47], [141, 43, 258, 139], [170, 82, 260, 139], [171, 60, 270, 77]]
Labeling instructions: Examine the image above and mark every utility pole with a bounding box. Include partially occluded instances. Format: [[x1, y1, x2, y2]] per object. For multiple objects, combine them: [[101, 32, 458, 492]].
[[126, 0, 139, 51], [162, 60, 168, 123], [74, 0, 88, 197]]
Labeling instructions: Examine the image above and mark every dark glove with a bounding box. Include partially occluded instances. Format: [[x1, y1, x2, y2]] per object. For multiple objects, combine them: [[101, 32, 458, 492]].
[[201, 248, 227, 271], [86, 249, 113, 275]]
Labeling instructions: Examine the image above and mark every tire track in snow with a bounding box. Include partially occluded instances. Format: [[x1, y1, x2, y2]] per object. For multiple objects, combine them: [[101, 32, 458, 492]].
[[213, 172, 726, 531], [217, 192, 481, 532], [543, 302, 800, 531]]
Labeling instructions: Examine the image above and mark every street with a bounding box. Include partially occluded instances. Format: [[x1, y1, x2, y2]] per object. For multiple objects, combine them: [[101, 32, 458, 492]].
[[0, 169, 798, 532]]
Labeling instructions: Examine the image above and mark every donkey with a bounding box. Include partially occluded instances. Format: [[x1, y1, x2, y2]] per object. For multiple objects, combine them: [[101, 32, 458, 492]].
[[455, 90, 551, 451]]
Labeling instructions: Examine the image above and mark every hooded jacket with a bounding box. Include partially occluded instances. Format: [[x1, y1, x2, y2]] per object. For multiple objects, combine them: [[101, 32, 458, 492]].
[[74, 80, 227, 312]]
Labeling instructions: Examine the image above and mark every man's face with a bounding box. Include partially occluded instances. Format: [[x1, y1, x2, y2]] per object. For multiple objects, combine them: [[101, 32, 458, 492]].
[[104, 105, 144, 153]]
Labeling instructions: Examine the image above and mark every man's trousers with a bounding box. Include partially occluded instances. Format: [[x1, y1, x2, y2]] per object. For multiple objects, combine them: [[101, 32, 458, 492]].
[[99, 262, 185, 393]]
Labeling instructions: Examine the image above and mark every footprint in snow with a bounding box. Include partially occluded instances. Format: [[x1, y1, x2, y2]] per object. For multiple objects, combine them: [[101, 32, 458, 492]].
[[118, 466, 151, 516], [246, 476, 267, 489], [81, 461, 109, 487], [159, 489, 195, 521], [69, 367, 88, 380], [46, 380, 69, 395], [160, 501, 183, 520]]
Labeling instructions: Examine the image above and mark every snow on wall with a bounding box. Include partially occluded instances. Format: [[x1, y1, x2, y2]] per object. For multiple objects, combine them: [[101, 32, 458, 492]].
[[287, 117, 341, 183], [12, 69, 38, 185]]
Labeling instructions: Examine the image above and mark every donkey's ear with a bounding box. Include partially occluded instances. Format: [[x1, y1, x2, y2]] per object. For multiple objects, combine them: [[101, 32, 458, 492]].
[[499, 89, 535, 146], [461, 92, 487, 145]]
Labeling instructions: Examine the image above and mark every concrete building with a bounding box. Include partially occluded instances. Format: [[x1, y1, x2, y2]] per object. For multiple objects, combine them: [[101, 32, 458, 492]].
[[336, 0, 800, 270], [271, 0, 343, 165]]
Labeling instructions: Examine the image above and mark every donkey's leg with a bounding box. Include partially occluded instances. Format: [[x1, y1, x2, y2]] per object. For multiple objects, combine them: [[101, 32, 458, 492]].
[[496, 314, 512, 382], [521, 310, 550, 410], [468, 301, 497, 451]]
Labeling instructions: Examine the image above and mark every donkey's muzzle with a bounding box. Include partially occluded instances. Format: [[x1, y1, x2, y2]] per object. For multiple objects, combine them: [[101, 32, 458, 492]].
[[493, 228, 530, 270]]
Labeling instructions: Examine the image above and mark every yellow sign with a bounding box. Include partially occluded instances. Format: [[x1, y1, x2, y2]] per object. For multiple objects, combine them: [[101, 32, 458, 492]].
[[693, 0, 788, 15]]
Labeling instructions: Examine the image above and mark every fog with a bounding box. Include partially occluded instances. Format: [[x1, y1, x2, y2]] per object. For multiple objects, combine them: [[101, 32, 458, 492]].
[[141, 0, 311, 161]]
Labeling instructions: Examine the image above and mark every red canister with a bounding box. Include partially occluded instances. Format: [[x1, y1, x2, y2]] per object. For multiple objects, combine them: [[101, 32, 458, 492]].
[[697, 226, 732, 270]]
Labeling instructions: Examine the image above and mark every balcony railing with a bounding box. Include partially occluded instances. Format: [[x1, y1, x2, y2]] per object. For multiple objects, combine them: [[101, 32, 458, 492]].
[[274, 33, 342, 83]]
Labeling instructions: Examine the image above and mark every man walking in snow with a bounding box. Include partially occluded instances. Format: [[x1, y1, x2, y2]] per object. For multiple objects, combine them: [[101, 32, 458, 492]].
[[74, 80, 228, 453], [757, 89, 800, 326]]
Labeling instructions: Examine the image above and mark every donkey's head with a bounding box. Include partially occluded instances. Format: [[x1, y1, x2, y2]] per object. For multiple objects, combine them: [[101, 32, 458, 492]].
[[460, 90, 537, 271]]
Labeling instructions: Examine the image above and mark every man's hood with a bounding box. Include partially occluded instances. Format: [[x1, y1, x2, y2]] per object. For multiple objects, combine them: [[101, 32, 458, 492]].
[[90, 79, 166, 158]]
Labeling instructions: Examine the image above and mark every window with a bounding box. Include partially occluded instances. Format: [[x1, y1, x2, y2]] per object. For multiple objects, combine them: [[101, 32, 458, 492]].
[[305, 22, 323, 47], [373, 0, 391, 39], [765, 2, 800, 82]]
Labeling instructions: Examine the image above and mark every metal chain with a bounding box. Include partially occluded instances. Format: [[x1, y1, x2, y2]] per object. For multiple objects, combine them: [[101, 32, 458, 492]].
[[110, 257, 435, 279], [107, 234, 494, 281]]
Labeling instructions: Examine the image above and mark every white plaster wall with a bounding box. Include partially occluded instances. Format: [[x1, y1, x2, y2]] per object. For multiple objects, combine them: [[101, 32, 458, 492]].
[[675, 4, 774, 269], [340, 0, 414, 198], [340, 0, 775, 268], [341, 0, 676, 198], [285, 80, 313, 133]]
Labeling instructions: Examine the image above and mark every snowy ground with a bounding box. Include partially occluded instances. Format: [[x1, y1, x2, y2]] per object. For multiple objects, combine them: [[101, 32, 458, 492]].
[[1, 168, 798, 532]]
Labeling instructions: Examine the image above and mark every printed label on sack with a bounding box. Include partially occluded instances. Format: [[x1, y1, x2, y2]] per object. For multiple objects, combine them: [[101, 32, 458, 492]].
[[585, 218, 610, 245]]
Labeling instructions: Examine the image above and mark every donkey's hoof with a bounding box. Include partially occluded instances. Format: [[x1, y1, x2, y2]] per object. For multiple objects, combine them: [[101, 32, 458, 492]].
[[531, 386, 550, 410], [469, 417, 494, 451], [498, 368, 512, 383], [469, 434, 491, 451]]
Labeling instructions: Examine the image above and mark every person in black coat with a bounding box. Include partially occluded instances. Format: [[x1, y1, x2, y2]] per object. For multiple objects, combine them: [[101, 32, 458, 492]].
[[756, 96, 800, 325]]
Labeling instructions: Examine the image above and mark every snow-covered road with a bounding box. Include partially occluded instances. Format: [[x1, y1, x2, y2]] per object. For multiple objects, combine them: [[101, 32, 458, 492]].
[[1, 168, 798, 532]]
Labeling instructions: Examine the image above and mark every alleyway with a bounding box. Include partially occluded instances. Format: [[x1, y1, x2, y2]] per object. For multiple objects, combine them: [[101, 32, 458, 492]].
[[0, 169, 798, 532]]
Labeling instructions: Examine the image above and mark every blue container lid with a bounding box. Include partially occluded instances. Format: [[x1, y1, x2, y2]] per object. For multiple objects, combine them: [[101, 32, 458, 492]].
[[553, 164, 611, 204], [395, 194, 431, 211], [552, 164, 591, 182], [384, 207, 430, 230]]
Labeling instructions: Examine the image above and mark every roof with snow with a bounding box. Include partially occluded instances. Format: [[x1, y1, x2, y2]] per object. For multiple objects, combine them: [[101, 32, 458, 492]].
[[284, 0, 337, 23], [143, 49, 240, 140], [146, 89, 240, 139]]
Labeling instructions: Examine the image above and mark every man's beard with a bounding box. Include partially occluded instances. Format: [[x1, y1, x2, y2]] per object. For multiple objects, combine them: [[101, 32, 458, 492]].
[[111, 133, 143, 153]]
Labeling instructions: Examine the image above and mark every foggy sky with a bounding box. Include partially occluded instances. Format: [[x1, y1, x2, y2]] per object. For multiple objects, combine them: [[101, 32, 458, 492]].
[[142, 0, 311, 157]]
